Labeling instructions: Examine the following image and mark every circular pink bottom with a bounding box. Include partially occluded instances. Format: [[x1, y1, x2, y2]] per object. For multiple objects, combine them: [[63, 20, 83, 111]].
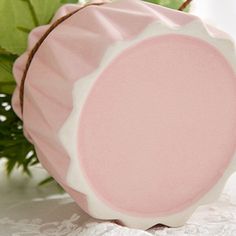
[[78, 35, 236, 217]]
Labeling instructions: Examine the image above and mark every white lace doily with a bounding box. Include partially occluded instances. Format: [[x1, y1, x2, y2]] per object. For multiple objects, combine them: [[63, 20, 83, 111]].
[[0, 161, 236, 236]]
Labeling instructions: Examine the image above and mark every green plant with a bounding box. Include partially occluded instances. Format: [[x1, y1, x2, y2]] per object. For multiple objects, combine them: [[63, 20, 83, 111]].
[[0, 0, 188, 181], [145, 0, 189, 10]]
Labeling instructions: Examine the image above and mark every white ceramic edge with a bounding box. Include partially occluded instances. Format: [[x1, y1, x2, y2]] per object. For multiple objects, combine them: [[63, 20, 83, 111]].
[[58, 19, 236, 229]]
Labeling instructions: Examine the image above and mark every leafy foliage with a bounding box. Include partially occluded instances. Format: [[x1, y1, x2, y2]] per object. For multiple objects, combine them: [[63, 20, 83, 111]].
[[0, 94, 37, 175], [0, 0, 76, 55], [0, 0, 187, 181], [0, 54, 17, 94]]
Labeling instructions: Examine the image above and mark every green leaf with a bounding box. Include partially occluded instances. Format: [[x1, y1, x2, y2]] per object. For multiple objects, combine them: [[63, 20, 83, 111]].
[[0, 0, 76, 55], [38, 176, 63, 190], [0, 55, 15, 81], [145, 0, 186, 10], [0, 94, 38, 176], [61, 0, 79, 3], [38, 176, 54, 186], [0, 54, 16, 94], [0, 47, 11, 55], [145, 0, 161, 4], [28, 0, 62, 26], [0, 82, 16, 94], [0, 0, 35, 55]]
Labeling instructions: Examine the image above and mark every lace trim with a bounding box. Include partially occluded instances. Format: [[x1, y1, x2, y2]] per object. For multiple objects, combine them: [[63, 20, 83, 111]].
[[0, 214, 83, 236], [1, 204, 236, 236]]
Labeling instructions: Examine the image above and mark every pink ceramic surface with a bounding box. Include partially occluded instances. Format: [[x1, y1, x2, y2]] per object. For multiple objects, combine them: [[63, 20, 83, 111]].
[[78, 34, 236, 215], [12, 0, 236, 229]]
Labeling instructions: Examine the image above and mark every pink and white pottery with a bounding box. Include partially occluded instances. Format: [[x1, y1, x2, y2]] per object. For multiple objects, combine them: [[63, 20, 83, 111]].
[[12, 0, 236, 229]]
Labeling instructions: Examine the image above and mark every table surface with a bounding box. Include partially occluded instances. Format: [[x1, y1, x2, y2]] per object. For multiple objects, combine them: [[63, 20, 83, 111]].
[[0, 161, 236, 236]]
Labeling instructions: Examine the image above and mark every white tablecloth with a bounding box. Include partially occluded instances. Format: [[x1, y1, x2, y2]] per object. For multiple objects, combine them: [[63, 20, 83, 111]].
[[0, 161, 236, 236]]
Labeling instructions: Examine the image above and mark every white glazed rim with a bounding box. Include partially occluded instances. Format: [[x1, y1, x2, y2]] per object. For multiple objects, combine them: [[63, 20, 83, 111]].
[[59, 19, 236, 229]]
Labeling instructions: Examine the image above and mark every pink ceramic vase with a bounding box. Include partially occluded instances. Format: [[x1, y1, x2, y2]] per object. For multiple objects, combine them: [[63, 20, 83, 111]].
[[12, 0, 236, 229]]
